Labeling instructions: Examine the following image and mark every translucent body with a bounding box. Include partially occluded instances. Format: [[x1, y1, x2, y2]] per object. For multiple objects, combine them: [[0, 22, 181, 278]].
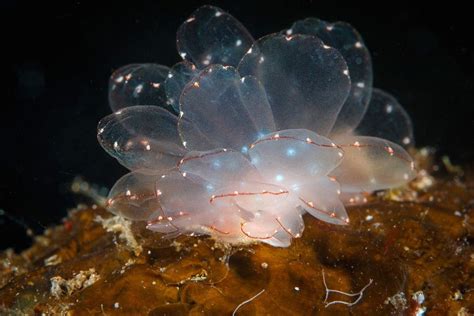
[[98, 6, 416, 247]]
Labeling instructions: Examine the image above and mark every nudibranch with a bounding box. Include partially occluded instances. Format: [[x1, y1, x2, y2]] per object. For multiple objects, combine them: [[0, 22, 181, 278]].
[[98, 6, 416, 247]]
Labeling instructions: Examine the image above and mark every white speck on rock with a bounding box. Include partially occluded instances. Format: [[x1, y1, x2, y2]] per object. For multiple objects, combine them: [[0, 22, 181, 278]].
[[50, 268, 100, 299], [95, 215, 142, 256]]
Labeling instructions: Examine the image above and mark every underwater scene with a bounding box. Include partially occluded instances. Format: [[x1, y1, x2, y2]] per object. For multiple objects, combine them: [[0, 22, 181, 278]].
[[2, 1, 473, 315]]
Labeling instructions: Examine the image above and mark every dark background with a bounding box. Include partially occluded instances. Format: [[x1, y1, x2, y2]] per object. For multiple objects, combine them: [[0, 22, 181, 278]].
[[1, 0, 473, 250]]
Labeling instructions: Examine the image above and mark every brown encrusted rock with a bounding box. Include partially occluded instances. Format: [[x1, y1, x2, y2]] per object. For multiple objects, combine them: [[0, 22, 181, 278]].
[[0, 159, 472, 315]]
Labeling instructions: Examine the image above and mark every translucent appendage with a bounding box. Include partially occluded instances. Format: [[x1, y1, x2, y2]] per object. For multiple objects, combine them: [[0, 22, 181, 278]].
[[106, 171, 160, 221], [109, 63, 170, 112], [331, 135, 416, 193], [238, 34, 351, 136], [97, 106, 186, 173], [177, 6, 254, 68], [287, 18, 373, 135], [178, 65, 275, 151], [248, 129, 344, 183], [355, 88, 414, 147], [164, 61, 199, 113]]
